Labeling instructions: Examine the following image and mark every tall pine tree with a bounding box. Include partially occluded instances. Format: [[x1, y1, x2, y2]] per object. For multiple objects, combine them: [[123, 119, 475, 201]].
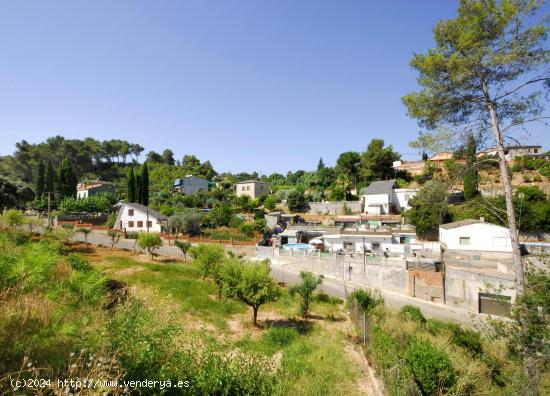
[[127, 167, 136, 202], [135, 174, 143, 205], [463, 134, 479, 201], [35, 162, 45, 199], [45, 160, 55, 194], [56, 157, 77, 199], [141, 161, 149, 206]]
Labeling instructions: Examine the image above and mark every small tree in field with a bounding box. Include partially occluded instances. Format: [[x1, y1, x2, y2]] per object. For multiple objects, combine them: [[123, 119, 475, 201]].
[[174, 240, 191, 262], [290, 271, 323, 319], [190, 244, 225, 280], [77, 227, 91, 247], [2, 209, 24, 229], [23, 216, 42, 234], [137, 233, 162, 260], [235, 260, 280, 326], [107, 230, 121, 250], [60, 223, 75, 244]]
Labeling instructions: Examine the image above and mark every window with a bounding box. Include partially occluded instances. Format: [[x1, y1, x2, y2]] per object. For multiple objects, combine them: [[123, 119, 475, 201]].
[[147, 221, 152, 228], [128, 221, 134, 228], [241, 186, 245, 191], [137, 221, 143, 228], [128, 209, 134, 216], [247, 186, 250, 190], [459, 237, 471, 245], [534, 148, 539, 154], [492, 237, 507, 247], [479, 293, 511, 317]]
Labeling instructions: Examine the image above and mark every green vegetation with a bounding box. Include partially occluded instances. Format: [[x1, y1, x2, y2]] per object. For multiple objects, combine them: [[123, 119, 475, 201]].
[[137, 232, 162, 259], [290, 272, 323, 318], [0, 232, 371, 395]]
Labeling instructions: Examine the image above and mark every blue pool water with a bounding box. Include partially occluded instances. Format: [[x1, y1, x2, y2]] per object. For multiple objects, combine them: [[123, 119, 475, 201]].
[[282, 243, 313, 251]]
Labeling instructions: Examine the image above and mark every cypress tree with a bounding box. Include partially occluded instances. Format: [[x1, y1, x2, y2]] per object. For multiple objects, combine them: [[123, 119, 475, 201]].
[[422, 151, 428, 161], [141, 161, 149, 206], [127, 167, 136, 202], [45, 160, 55, 194], [463, 134, 479, 201], [35, 162, 45, 199], [57, 157, 77, 199], [135, 174, 143, 205]]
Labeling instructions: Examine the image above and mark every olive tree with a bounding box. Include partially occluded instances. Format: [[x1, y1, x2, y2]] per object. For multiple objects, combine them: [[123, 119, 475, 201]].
[[137, 232, 162, 260]]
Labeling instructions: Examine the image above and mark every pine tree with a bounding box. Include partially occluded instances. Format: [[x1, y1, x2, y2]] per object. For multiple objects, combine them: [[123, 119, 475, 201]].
[[35, 162, 45, 199], [127, 167, 136, 202], [463, 134, 479, 201], [141, 161, 149, 206], [56, 157, 77, 199], [45, 160, 55, 194]]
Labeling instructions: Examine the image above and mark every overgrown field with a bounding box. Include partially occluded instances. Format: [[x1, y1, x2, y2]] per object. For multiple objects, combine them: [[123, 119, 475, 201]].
[[0, 232, 370, 395], [354, 302, 550, 395]]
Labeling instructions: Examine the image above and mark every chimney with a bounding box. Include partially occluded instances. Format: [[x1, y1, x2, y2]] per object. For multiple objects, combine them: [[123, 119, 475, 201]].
[[479, 216, 485, 223]]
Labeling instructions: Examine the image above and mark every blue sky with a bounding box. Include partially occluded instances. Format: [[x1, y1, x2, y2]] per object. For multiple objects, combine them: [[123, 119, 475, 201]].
[[0, 1, 548, 174]]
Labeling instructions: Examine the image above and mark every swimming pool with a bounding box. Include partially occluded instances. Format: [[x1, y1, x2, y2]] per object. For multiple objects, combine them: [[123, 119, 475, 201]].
[[282, 243, 313, 251]]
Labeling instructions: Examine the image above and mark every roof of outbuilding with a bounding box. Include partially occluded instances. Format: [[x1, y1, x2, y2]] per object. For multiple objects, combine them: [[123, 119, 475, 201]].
[[124, 203, 168, 221], [360, 180, 395, 195], [235, 180, 269, 184], [439, 219, 504, 230]]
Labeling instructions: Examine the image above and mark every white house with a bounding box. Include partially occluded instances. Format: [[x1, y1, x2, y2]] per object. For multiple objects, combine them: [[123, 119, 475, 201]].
[[439, 219, 512, 252], [114, 203, 167, 233], [235, 180, 270, 199], [361, 180, 418, 215], [173, 175, 209, 196], [77, 180, 115, 199]]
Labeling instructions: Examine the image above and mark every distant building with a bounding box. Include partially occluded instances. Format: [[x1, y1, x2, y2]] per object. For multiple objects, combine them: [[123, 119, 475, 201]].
[[428, 152, 454, 162], [173, 175, 209, 196], [235, 180, 270, 199], [439, 219, 512, 253], [115, 202, 167, 233], [477, 145, 544, 161], [360, 180, 418, 215], [392, 160, 425, 176], [77, 180, 115, 199]]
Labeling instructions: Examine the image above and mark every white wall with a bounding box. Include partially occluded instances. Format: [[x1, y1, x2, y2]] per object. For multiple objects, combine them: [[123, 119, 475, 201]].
[[393, 189, 417, 211], [116, 205, 163, 232], [364, 193, 389, 214], [439, 223, 512, 252], [236, 182, 269, 199]]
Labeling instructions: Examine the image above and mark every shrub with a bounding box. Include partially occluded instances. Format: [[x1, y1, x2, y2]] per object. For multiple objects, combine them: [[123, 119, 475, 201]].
[[348, 288, 383, 314], [67, 254, 93, 272], [7, 230, 30, 245], [448, 324, 483, 356], [264, 195, 278, 211], [400, 305, 427, 324], [1, 209, 24, 228], [370, 326, 419, 395], [66, 270, 107, 305], [405, 337, 456, 395], [239, 223, 254, 236], [190, 244, 225, 280]]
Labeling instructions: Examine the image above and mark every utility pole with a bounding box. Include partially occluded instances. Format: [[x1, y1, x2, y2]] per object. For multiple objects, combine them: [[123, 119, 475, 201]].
[[146, 207, 150, 233]]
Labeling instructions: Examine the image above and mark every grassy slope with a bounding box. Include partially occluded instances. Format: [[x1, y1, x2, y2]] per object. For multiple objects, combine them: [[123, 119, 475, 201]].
[[89, 252, 368, 396]]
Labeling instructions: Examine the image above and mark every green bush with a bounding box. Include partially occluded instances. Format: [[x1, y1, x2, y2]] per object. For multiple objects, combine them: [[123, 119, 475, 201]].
[[66, 254, 93, 272], [400, 305, 427, 324], [448, 324, 483, 356], [370, 326, 419, 395], [8, 230, 31, 245], [66, 270, 107, 305], [239, 223, 254, 237], [405, 337, 456, 395], [347, 288, 383, 314]]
